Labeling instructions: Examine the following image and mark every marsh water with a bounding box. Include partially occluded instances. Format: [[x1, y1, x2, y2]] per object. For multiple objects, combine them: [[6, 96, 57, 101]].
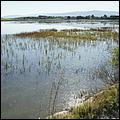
[[1, 21, 118, 119], [1, 20, 119, 34]]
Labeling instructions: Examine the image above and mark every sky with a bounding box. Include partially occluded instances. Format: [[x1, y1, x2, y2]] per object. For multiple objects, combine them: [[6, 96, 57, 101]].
[[1, 1, 119, 17]]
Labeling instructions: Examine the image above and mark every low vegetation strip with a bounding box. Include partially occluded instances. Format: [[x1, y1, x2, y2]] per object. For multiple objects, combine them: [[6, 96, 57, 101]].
[[1, 18, 17, 21], [14, 29, 118, 41], [15, 31, 96, 40], [48, 83, 119, 119]]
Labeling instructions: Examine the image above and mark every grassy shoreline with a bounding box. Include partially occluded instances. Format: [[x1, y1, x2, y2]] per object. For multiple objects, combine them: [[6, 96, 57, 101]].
[[47, 83, 119, 119], [1, 18, 17, 21]]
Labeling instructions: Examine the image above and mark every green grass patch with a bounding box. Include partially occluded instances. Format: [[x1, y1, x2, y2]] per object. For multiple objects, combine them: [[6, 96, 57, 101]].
[[49, 83, 119, 119], [1, 18, 17, 21], [110, 47, 119, 67]]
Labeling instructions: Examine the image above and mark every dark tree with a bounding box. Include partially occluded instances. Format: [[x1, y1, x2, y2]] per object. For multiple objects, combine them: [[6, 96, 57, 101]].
[[85, 15, 91, 19], [76, 16, 83, 19], [103, 14, 107, 19], [91, 15, 95, 19], [67, 16, 71, 19]]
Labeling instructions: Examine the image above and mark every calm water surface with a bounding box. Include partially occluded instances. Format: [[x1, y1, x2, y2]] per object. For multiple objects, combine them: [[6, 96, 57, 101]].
[[1, 21, 118, 119], [1, 21, 119, 34]]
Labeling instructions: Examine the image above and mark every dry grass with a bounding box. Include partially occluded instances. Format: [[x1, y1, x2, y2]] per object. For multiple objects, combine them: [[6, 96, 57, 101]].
[[14, 29, 119, 42]]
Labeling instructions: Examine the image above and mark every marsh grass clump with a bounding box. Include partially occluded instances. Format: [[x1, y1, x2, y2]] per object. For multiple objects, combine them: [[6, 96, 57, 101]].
[[15, 31, 97, 41], [49, 84, 119, 119], [15, 29, 119, 42]]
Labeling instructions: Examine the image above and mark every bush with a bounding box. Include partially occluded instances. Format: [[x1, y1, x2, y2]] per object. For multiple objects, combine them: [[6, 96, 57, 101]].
[[111, 47, 119, 67]]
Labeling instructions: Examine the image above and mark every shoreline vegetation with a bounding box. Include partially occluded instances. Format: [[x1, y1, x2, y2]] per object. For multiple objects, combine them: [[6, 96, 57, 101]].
[[14, 29, 119, 42], [1, 18, 17, 21], [47, 83, 119, 119]]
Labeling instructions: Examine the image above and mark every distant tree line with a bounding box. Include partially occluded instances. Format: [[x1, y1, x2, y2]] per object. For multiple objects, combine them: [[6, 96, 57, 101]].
[[67, 15, 119, 20], [16, 15, 119, 20]]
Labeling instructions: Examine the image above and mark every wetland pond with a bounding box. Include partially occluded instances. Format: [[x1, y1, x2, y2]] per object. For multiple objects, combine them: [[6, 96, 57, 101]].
[[1, 21, 119, 119]]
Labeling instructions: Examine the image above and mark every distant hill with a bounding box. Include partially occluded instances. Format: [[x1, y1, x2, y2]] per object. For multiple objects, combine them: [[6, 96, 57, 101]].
[[2, 10, 119, 18], [47, 10, 119, 17]]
